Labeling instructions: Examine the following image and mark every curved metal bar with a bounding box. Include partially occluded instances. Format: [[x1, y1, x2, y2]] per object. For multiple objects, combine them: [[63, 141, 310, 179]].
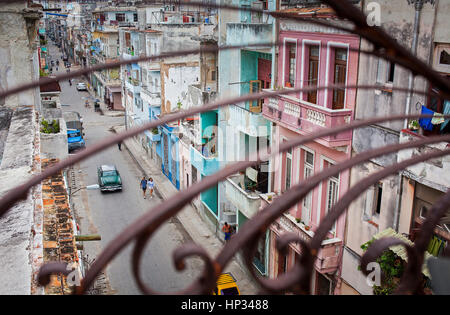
[[0, 1, 448, 99], [215, 139, 450, 294], [359, 237, 418, 293], [37, 261, 70, 286], [132, 233, 217, 295], [243, 231, 313, 295], [318, 0, 450, 95], [75, 133, 449, 294], [4, 0, 446, 295], [0, 83, 438, 217], [394, 191, 450, 294]]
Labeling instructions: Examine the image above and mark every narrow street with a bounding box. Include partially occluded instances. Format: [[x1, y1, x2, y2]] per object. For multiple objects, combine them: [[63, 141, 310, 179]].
[[49, 44, 202, 294]]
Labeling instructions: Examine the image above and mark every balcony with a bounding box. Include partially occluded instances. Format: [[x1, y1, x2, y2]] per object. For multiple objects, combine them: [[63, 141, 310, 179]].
[[125, 79, 141, 95], [263, 199, 342, 274], [224, 174, 262, 219], [226, 23, 273, 47], [227, 104, 269, 137], [146, 130, 161, 142], [141, 87, 161, 107], [262, 92, 353, 148], [190, 146, 219, 176], [398, 129, 450, 191]]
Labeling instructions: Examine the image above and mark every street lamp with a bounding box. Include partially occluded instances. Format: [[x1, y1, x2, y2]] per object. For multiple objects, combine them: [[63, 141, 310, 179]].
[[70, 184, 100, 195]]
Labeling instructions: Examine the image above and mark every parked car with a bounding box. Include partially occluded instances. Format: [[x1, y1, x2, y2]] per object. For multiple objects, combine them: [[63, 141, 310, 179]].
[[97, 165, 122, 192], [63, 111, 85, 153], [76, 82, 87, 91], [212, 273, 240, 295]]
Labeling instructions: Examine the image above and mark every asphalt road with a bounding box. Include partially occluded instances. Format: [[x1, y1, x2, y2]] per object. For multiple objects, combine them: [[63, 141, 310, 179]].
[[49, 44, 202, 295]]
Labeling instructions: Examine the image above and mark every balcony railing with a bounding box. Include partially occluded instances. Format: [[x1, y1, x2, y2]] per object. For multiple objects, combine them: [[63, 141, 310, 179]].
[[228, 104, 270, 137], [1, 0, 450, 297], [262, 195, 342, 273], [124, 79, 141, 97], [263, 92, 353, 147], [224, 174, 261, 219], [190, 146, 219, 176]]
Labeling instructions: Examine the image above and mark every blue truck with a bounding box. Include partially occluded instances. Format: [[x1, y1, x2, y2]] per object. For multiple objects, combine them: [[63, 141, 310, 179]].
[[63, 111, 85, 153]]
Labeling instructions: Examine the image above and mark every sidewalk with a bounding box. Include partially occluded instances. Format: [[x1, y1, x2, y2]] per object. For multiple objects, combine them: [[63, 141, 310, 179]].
[[112, 125, 260, 295]]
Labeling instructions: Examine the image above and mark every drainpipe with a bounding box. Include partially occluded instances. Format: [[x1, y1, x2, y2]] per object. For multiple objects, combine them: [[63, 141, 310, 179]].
[[394, 0, 433, 232], [403, 0, 425, 130]]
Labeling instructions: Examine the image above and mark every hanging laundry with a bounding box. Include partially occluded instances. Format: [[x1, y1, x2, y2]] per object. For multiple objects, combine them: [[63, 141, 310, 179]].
[[431, 112, 445, 125], [441, 100, 450, 132], [419, 106, 435, 131]]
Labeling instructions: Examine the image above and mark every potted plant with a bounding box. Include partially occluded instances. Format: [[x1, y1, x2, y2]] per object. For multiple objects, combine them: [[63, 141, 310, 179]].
[[408, 120, 420, 132], [267, 194, 273, 201], [295, 218, 301, 223], [304, 225, 310, 231]]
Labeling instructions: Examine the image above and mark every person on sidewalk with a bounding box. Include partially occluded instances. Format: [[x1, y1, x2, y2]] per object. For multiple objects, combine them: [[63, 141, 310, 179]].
[[147, 177, 154, 198], [140, 176, 147, 199], [118, 141, 122, 151], [222, 222, 232, 242]]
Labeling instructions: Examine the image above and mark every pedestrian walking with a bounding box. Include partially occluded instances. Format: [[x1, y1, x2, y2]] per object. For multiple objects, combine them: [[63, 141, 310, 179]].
[[69, 79, 72, 86], [140, 176, 147, 199], [118, 141, 122, 151], [147, 177, 154, 198], [222, 222, 233, 242]]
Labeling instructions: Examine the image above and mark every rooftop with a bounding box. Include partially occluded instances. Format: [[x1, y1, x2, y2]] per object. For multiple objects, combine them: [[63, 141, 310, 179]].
[[276, 7, 337, 18], [40, 80, 61, 93]]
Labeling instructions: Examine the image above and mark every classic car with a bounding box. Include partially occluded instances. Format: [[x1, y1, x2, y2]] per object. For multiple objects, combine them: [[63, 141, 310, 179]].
[[97, 165, 122, 192]]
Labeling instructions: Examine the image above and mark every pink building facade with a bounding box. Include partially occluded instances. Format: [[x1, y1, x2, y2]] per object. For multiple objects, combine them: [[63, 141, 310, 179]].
[[262, 26, 360, 294]]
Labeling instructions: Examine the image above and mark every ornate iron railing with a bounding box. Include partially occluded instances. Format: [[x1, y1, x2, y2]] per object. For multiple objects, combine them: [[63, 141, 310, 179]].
[[0, 0, 449, 295]]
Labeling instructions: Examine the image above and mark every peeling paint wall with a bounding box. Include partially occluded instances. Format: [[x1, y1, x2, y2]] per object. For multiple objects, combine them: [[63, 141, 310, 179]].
[[0, 2, 41, 109], [0, 106, 39, 295], [162, 63, 200, 114]]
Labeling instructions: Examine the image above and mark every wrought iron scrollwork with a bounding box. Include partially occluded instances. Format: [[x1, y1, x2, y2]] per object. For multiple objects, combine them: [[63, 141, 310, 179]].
[[0, 0, 448, 295]]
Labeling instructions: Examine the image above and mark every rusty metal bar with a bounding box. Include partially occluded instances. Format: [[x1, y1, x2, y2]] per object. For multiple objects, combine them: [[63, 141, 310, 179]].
[[0, 0, 447, 296]]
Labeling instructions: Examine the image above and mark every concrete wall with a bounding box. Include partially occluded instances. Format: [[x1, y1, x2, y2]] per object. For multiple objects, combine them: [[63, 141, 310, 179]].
[[40, 117, 68, 161], [343, 0, 445, 294], [345, 163, 399, 256], [0, 2, 41, 110], [0, 106, 40, 295], [161, 64, 200, 114]]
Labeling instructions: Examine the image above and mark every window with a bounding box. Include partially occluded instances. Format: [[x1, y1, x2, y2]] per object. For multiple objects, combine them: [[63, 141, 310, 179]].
[[425, 84, 450, 135], [374, 183, 383, 215], [332, 48, 347, 109], [285, 149, 292, 191], [125, 32, 131, 48], [307, 46, 320, 104], [249, 80, 262, 113], [387, 61, 395, 83], [116, 13, 125, 22], [325, 161, 339, 234], [134, 13, 138, 22], [192, 165, 197, 185], [286, 42, 296, 88], [302, 151, 314, 225]]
